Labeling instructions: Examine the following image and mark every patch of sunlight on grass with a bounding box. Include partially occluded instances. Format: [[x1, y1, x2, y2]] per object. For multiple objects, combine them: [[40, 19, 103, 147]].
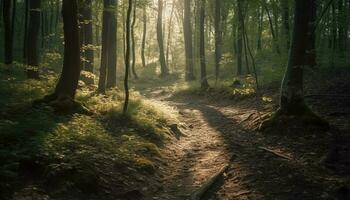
[[0, 63, 173, 197]]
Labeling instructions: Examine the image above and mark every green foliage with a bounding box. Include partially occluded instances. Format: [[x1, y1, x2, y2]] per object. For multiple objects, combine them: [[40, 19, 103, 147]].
[[0, 64, 171, 198]]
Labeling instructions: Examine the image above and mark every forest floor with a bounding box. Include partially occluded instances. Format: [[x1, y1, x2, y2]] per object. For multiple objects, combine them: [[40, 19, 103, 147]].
[[135, 68, 350, 200], [1, 64, 349, 200]]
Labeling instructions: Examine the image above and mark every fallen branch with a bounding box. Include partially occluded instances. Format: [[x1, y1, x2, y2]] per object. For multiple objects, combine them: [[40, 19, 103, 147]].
[[259, 147, 291, 160], [191, 164, 229, 200]]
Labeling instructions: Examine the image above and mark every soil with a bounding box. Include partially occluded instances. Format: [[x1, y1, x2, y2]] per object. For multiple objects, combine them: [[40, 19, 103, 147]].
[[140, 70, 350, 200]]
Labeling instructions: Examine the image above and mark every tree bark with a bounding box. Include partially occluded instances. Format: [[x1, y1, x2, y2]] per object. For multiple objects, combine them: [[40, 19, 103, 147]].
[[141, 6, 147, 68], [98, 0, 117, 92], [214, 0, 222, 82], [280, 0, 314, 114], [54, 0, 81, 98], [123, 0, 132, 114], [305, 0, 316, 67], [82, 0, 94, 77], [131, 0, 138, 79], [157, 0, 169, 77], [199, 0, 209, 89], [26, 0, 41, 79], [106, 0, 117, 88], [281, 0, 290, 50], [257, 5, 263, 50], [184, 0, 195, 80], [3, 0, 14, 64], [236, 0, 243, 76]]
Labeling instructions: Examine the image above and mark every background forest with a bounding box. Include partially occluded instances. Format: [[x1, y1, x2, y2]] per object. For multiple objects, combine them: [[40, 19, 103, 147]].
[[0, 0, 349, 199]]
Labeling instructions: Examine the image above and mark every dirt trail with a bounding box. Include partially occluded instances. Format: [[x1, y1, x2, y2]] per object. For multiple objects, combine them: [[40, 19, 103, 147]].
[[142, 88, 257, 200], [141, 86, 346, 200]]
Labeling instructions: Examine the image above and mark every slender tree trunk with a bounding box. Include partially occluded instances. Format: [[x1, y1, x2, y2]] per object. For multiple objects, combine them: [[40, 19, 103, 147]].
[[157, 0, 168, 77], [106, 0, 117, 88], [141, 6, 146, 68], [26, 0, 41, 79], [257, 5, 263, 50], [83, 0, 94, 82], [305, 0, 316, 67], [184, 0, 195, 80], [236, 0, 243, 76], [23, 0, 29, 61], [214, 0, 222, 82], [199, 0, 209, 89], [3, 0, 14, 64], [54, 0, 81, 98], [280, 0, 314, 114], [131, 0, 138, 79], [281, 0, 290, 50], [338, 0, 345, 52], [123, 0, 132, 114], [166, 0, 175, 68], [98, 1, 110, 93], [263, 0, 280, 54]]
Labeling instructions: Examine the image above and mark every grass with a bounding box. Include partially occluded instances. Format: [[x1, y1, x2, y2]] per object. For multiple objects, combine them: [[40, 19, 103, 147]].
[[0, 63, 174, 199]]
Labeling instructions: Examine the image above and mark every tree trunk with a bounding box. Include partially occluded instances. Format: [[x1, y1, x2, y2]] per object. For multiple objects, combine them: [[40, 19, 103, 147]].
[[305, 0, 316, 67], [214, 0, 222, 82], [166, 0, 175, 68], [131, 0, 138, 79], [3, 0, 14, 64], [98, 0, 117, 92], [54, 0, 81, 98], [106, 0, 117, 88], [199, 0, 209, 89], [141, 6, 146, 68], [23, 0, 29, 62], [123, 0, 132, 114], [263, 0, 280, 54], [26, 0, 41, 79], [280, 0, 314, 114], [157, 0, 168, 77], [184, 0, 195, 81], [281, 0, 290, 50], [338, 0, 345, 52], [236, 0, 243, 76], [83, 0, 94, 78], [257, 5, 263, 50]]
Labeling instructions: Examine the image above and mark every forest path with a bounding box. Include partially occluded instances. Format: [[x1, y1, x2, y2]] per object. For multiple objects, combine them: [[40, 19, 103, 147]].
[[140, 87, 258, 200], [139, 84, 345, 200]]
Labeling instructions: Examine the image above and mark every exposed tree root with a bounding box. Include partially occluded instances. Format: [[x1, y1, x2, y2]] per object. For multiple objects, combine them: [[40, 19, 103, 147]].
[[33, 94, 92, 115], [259, 107, 330, 132], [191, 164, 229, 200], [259, 147, 292, 160]]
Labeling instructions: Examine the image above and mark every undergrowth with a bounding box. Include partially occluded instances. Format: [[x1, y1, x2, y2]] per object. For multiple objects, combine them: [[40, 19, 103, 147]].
[[0, 64, 173, 199]]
